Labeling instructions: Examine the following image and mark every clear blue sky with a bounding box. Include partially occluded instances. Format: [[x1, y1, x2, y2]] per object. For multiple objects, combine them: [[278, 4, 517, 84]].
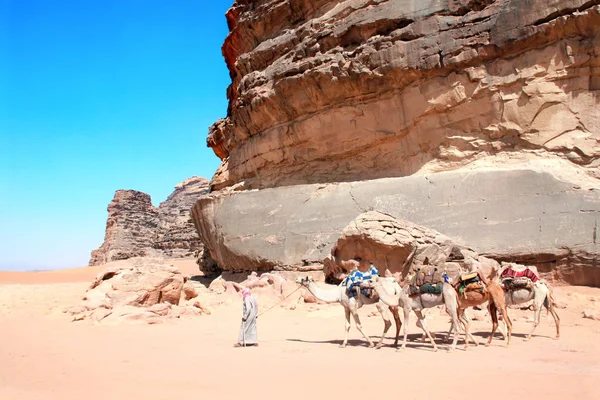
[[0, 1, 233, 270]]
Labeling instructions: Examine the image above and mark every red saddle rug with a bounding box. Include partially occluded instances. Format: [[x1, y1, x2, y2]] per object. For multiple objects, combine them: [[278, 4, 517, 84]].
[[500, 266, 539, 282]]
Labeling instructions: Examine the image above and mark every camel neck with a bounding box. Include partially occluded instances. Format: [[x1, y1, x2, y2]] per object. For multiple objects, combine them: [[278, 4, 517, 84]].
[[374, 282, 401, 306], [305, 282, 341, 303]]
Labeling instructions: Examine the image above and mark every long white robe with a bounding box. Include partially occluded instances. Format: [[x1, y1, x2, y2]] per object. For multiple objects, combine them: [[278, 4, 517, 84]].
[[238, 295, 258, 345]]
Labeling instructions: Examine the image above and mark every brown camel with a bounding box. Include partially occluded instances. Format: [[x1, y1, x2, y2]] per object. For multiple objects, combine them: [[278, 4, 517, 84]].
[[454, 280, 513, 349]]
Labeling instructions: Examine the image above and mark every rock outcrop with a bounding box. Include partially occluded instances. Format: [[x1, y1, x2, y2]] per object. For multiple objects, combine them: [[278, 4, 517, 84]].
[[65, 260, 210, 324], [90, 177, 210, 266], [324, 210, 504, 282], [193, 0, 600, 286]]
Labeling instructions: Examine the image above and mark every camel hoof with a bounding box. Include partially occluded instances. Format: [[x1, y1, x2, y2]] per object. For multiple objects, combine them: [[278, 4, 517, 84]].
[[339, 344, 347, 348], [523, 337, 531, 342], [375, 344, 383, 350], [485, 342, 491, 347], [368, 343, 375, 348], [554, 336, 560, 340], [396, 347, 405, 353]]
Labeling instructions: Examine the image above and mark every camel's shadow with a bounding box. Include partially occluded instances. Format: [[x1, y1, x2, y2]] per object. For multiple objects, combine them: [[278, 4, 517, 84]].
[[286, 333, 447, 350], [469, 330, 552, 340]]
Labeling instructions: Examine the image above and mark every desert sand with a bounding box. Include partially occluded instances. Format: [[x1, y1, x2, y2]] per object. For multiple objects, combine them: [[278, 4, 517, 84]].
[[1, 261, 599, 400]]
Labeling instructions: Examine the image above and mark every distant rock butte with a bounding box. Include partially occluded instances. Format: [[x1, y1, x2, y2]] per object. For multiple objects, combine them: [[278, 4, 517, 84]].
[[90, 177, 210, 266], [191, 0, 600, 286]]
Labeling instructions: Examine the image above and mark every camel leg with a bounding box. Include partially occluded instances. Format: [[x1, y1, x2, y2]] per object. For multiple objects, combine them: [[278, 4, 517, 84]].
[[415, 310, 438, 352], [544, 292, 561, 340], [397, 307, 411, 352], [446, 303, 461, 352], [340, 308, 351, 348], [459, 308, 478, 350], [375, 303, 392, 349], [391, 307, 402, 348], [498, 317, 507, 340], [486, 303, 499, 347], [547, 303, 560, 340], [351, 311, 375, 348], [499, 306, 512, 347], [525, 291, 545, 341]]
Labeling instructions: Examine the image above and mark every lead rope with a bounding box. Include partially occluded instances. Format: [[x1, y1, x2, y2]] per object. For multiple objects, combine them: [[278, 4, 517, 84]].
[[256, 285, 303, 318]]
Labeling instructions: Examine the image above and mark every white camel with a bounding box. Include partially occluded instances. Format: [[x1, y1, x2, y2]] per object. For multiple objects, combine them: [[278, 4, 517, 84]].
[[296, 276, 401, 348], [360, 276, 462, 352], [498, 270, 560, 341]]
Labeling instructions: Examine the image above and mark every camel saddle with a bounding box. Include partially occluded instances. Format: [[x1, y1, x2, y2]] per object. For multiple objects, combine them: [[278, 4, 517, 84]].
[[456, 272, 485, 296], [500, 265, 538, 292], [502, 277, 533, 292]]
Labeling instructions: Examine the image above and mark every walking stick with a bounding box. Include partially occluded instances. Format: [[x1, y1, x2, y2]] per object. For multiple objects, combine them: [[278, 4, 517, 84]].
[[242, 319, 246, 347]]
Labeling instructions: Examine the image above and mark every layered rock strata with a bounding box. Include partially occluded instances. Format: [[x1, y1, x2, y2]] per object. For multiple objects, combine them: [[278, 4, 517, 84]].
[[90, 177, 210, 266], [193, 0, 600, 285], [209, 0, 600, 190]]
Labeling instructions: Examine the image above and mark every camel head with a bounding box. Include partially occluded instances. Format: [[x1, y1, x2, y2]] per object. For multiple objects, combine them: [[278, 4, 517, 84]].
[[296, 276, 313, 287]]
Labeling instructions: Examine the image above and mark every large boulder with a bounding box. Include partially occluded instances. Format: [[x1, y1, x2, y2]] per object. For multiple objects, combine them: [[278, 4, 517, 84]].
[[323, 210, 498, 282]]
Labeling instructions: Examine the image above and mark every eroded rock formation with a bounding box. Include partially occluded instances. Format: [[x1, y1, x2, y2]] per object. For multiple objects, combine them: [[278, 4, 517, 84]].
[[65, 260, 210, 325], [90, 177, 210, 266], [193, 0, 600, 285]]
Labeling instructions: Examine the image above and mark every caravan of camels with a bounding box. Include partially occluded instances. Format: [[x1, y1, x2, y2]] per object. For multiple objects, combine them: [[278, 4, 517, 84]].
[[296, 254, 560, 353]]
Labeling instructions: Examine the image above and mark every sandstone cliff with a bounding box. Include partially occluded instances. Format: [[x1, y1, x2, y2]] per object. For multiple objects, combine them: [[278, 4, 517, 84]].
[[90, 177, 210, 266], [193, 0, 600, 285]]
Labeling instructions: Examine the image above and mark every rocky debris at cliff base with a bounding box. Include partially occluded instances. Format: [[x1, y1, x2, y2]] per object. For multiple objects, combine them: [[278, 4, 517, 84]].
[[65, 260, 211, 325], [65, 261, 320, 325], [583, 309, 600, 321], [207, 271, 319, 307]]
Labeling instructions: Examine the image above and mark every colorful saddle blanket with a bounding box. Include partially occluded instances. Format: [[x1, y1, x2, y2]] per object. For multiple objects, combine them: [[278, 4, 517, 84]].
[[342, 266, 379, 298], [500, 266, 539, 282]]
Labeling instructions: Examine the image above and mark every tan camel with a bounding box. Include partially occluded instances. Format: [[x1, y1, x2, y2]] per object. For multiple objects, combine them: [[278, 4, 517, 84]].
[[360, 276, 462, 352], [496, 265, 560, 341], [454, 280, 513, 349], [296, 276, 401, 348]]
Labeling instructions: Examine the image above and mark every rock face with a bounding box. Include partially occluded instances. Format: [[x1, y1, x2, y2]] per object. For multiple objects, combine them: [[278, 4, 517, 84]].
[[209, 0, 600, 190], [90, 177, 210, 266], [193, 0, 600, 285]]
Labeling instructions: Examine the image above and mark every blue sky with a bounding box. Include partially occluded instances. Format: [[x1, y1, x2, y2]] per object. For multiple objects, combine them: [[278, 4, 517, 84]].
[[0, 1, 233, 270]]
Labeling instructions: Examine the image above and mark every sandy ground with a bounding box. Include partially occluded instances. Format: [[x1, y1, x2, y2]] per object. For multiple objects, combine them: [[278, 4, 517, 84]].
[[1, 262, 600, 400]]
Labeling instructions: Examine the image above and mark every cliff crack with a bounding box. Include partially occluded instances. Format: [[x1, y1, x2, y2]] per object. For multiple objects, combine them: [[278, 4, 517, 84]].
[[349, 187, 365, 213], [594, 218, 597, 244]]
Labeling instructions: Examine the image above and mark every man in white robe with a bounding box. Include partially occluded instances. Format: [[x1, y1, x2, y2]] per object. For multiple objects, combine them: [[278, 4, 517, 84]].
[[235, 287, 258, 347]]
